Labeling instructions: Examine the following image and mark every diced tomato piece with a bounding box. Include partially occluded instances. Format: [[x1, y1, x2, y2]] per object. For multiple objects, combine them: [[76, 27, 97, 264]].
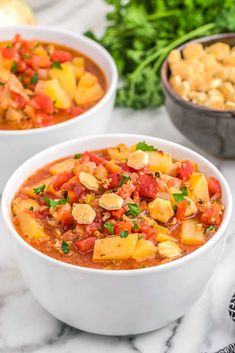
[[73, 184, 86, 198], [14, 34, 22, 43], [114, 221, 132, 235], [207, 177, 222, 198], [138, 174, 158, 198], [11, 93, 27, 109], [176, 199, 188, 221], [177, 160, 194, 181], [32, 94, 54, 114], [70, 106, 84, 117], [139, 225, 157, 243], [109, 173, 121, 189], [74, 237, 96, 253], [200, 203, 223, 226], [82, 151, 106, 165], [36, 112, 54, 127], [111, 208, 125, 219], [85, 220, 102, 236], [52, 171, 73, 191], [17, 59, 27, 73], [67, 190, 78, 204], [1, 47, 16, 59], [61, 211, 76, 228], [51, 49, 72, 63], [118, 163, 136, 173]]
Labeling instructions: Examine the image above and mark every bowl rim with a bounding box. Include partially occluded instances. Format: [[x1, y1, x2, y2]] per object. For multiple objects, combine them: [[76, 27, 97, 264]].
[[1, 133, 233, 276], [0, 25, 118, 136], [161, 32, 235, 117]]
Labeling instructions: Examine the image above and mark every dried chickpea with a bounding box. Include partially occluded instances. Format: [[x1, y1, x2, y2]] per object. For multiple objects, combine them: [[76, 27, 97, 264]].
[[223, 53, 235, 66], [182, 43, 204, 60], [204, 96, 224, 110], [206, 42, 230, 61], [224, 101, 235, 110], [169, 76, 190, 100], [170, 61, 194, 80], [188, 72, 212, 92], [208, 89, 224, 102], [188, 91, 207, 104], [168, 50, 181, 65], [227, 67, 235, 83], [200, 53, 220, 74], [219, 82, 235, 101], [213, 65, 229, 80]]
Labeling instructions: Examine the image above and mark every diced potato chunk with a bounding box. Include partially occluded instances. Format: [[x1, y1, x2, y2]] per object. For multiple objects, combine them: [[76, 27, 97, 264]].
[[107, 144, 130, 161], [94, 164, 108, 180], [181, 219, 205, 246], [184, 197, 198, 217], [75, 72, 104, 105], [49, 158, 75, 175], [12, 197, 40, 214], [93, 234, 138, 261], [158, 241, 182, 259], [148, 197, 174, 223], [127, 150, 149, 170], [49, 63, 76, 99], [133, 238, 157, 261], [72, 57, 85, 79], [189, 172, 209, 203], [148, 151, 173, 173], [17, 211, 48, 240], [24, 177, 54, 197], [42, 78, 71, 109], [157, 233, 178, 243]]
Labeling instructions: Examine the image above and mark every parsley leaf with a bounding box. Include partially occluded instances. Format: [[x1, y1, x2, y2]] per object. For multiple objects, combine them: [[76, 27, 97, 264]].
[[23, 53, 30, 60], [11, 60, 18, 73], [132, 220, 139, 231], [30, 72, 39, 85], [172, 186, 188, 203], [6, 43, 13, 48], [120, 230, 129, 238], [126, 203, 141, 217], [207, 225, 216, 231], [136, 141, 157, 151], [51, 60, 62, 69], [115, 174, 131, 190], [62, 240, 69, 254], [74, 153, 81, 159], [103, 222, 114, 234], [29, 206, 34, 211], [33, 184, 46, 194], [43, 196, 70, 208], [138, 234, 142, 240]]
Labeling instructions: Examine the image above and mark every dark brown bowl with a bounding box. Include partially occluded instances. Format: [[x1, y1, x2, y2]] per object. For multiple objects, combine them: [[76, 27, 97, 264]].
[[161, 33, 235, 158]]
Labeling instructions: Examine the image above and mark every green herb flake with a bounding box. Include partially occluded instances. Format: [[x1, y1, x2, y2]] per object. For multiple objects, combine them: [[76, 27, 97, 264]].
[[11, 60, 18, 73], [155, 171, 161, 178], [136, 141, 157, 152], [29, 206, 34, 211], [172, 186, 188, 203], [51, 60, 62, 69], [33, 184, 46, 195], [115, 174, 131, 190], [132, 220, 139, 231], [103, 222, 114, 234], [6, 43, 13, 48], [30, 72, 39, 85], [125, 203, 141, 217], [62, 240, 69, 254], [43, 196, 70, 208], [74, 153, 81, 159], [120, 230, 129, 238], [23, 53, 30, 60], [207, 225, 216, 231], [138, 234, 142, 240], [0, 81, 5, 86]]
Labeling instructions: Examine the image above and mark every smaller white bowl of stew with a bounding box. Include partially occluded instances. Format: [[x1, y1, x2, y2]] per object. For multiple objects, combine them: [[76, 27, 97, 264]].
[[1, 134, 232, 335], [0, 25, 117, 191]]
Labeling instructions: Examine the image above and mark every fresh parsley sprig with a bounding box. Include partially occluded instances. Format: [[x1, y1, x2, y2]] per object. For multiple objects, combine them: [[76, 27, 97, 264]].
[[126, 203, 141, 217], [62, 240, 69, 254], [136, 141, 157, 152], [115, 174, 131, 191], [103, 222, 114, 234], [43, 196, 70, 208], [33, 184, 46, 195]]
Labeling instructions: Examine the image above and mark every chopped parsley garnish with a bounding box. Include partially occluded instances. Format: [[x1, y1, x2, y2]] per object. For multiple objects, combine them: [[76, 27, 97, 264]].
[[33, 184, 46, 194], [0, 81, 5, 86], [136, 141, 157, 152], [103, 222, 114, 234], [207, 225, 216, 231], [11, 60, 18, 73], [172, 186, 188, 203], [52, 60, 62, 69], [173, 204, 178, 213], [6, 43, 13, 48], [115, 174, 131, 190], [43, 196, 70, 208], [132, 220, 139, 231], [62, 240, 69, 254], [138, 234, 142, 240], [30, 72, 39, 85], [74, 153, 81, 159], [23, 53, 30, 60], [126, 203, 141, 217], [120, 230, 129, 238], [155, 171, 161, 178], [29, 206, 34, 211], [198, 198, 203, 204]]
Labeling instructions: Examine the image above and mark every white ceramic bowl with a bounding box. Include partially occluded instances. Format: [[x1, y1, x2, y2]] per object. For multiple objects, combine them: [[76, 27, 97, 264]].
[[1, 134, 232, 336], [0, 25, 118, 191]]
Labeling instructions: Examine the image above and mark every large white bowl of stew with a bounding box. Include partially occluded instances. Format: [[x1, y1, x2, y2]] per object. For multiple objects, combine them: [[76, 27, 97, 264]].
[[1, 134, 232, 335], [0, 25, 117, 191]]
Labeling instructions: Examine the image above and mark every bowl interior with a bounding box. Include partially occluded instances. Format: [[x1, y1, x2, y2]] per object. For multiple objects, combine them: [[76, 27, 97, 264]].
[[1, 134, 232, 273]]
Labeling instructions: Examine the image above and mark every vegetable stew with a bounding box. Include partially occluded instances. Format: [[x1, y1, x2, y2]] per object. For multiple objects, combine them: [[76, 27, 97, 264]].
[[0, 34, 106, 130], [12, 142, 224, 270]]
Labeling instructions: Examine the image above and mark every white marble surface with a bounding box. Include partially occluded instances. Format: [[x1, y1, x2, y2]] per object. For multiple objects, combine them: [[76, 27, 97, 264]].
[[0, 1, 235, 352]]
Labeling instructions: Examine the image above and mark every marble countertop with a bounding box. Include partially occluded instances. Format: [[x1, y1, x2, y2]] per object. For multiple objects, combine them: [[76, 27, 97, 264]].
[[0, 1, 235, 352]]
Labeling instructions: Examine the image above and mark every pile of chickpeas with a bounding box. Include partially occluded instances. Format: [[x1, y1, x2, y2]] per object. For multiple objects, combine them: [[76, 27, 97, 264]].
[[168, 41, 235, 110]]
